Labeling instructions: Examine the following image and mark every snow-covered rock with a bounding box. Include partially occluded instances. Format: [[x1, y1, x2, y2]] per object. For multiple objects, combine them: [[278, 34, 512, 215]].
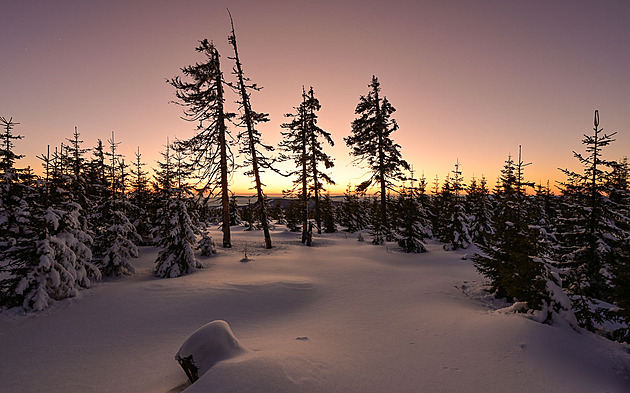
[[175, 320, 246, 383]]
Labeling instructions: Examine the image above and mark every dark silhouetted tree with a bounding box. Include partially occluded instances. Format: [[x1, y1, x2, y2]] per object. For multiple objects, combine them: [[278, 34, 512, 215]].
[[556, 110, 627, 330], [474, 147, 574, 325], [0, 117, 24, 184], [338, 184, 369, 233], [280, 86, 335, 243], [91, 134, 140, 277], [169, 39, 234, 248], [345, 76, 409, 234], [228, 11, 277, 249], [394, 183, 428, 253], [465, 175, 494, 247], [304, 87, 335, 234], [441, 161, 472, 250], [320, 193, 337, 233]]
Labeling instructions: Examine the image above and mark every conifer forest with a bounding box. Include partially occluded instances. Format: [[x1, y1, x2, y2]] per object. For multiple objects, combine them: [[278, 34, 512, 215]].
[[1, 11, 629, 370]]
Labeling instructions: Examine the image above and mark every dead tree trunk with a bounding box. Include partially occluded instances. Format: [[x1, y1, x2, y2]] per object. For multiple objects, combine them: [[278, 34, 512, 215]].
[[213, 47, 232, 248], [228, 11, 272, 249]]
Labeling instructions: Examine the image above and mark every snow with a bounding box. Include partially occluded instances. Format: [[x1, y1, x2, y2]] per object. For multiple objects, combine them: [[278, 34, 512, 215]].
[[176, 320, 246, 381], [1, 227, 629, 393]]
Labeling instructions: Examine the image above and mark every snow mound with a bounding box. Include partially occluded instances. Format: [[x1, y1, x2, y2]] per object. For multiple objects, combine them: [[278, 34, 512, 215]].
[[175, 320, 246, 383]]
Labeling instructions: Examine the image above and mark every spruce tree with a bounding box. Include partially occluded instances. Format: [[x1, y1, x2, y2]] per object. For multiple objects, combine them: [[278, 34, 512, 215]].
[[608, 159, 630, 337], [171, 142, 195, 199], [91, 134, 140, 276], [0, 117, 27, 245], [154, 198, 202, 278], [0, 118, 40, 309], [368, 196, 385, 245], [610, 233, 630, 342], [66, 127, 89, 180], [474, 148, 574, 325], [556, 110, 627, 330], [197, 230, 217, 257], [0, 117, 24, 183], [269, 200, 287, 225], [104, 132, 123, 198], [320, 193, 337, 233], [280, 87, 335, 243], [153, 139, 175, 198], [228, 194, 242, 226], [433, 174, 452, 242], [466, 175, 494, 247], [304, 87, 335, 234], [441, 161, 472, 250], [63, 127, 93, 219], [280, 88, 311, 242], [415, 172, 434, 239], [1, 121, 99, 311], [394, 184, 428, 253], [169, 39, 234, 248], [1, 206, 82, 311], [42, 147, 101, 288], [240, 196, 258, 231], [529, 181, 558, 256], [84, 139, 109, 211], [338, 185, 368, 233], [345, 76, 409, 234], [152, 141, 202, 278], [129, 147, 153, 245], [284, 198, 302, 233]]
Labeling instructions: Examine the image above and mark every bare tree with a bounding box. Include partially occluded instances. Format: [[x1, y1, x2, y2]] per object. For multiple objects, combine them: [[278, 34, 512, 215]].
[[227, 10, 278, 249]]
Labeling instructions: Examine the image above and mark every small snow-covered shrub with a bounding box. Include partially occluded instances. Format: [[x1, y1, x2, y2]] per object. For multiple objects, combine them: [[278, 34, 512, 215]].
[[197, 231, 217, 256]]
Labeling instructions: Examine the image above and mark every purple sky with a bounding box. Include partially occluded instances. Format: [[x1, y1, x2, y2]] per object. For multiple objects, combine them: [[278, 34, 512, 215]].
[[2, 0, 629, 194]]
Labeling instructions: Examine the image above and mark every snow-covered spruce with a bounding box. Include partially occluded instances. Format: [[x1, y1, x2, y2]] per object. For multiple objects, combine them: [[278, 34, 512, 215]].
[[392, 188, 428, 253], [554, 112, 629, 331], [368, 197, 385, 245], [92, 199, 140, 276], [2, 206, 96, 311], [154, 198, 202, 278], [338, 187, 369, 233], [14, 230, 75, 312], [1, 179, 100, 311], [196, 231, 217, 257], [442, 203, 473, 251], [465, 176, 495, 247], [474, 151, 576, 326], [440, 162, 473, 251], [54, 202, 101, 287]]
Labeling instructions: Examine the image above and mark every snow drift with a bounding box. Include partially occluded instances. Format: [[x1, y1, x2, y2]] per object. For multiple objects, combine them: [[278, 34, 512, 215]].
[[1, 227, 629, 393], [175, 320, 246, 383]]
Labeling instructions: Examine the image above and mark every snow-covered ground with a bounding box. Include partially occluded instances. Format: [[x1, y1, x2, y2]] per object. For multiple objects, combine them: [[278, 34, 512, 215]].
[[1, 227, 629, 393]]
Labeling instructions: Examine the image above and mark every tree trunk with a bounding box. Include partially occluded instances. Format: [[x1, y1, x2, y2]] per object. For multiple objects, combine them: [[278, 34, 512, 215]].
[[300, 88, 309, 243], [213, 48, 232, 248], [229, 13, 272, 249], [374, 87, 387, 229]]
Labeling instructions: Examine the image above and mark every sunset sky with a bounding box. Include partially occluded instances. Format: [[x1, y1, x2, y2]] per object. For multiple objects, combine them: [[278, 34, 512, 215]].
[[2, 0, 629, 195]]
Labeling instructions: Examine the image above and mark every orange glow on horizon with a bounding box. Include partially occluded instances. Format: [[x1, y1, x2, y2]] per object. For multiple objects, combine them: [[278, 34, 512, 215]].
[[3, 1, 628, 196]]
